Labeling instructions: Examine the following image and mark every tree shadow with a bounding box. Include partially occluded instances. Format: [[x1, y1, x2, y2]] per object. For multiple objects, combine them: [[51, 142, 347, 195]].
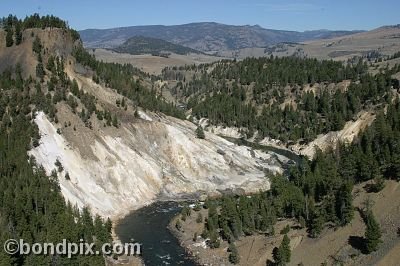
[[348, 235, 367, 254], [363, 183, 383, 193], [266, 259, 275, 266], [363, 183, 374, 193]]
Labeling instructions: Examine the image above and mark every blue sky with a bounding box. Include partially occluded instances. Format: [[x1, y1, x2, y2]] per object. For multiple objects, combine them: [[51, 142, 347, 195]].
[[2, 0, 399, 31]]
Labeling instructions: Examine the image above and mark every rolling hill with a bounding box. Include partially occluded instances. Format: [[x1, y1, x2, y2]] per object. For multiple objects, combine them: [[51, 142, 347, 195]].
[[80, 22, 363, 52], [261, 24, 400, 60], [113, 35, 202, 55]]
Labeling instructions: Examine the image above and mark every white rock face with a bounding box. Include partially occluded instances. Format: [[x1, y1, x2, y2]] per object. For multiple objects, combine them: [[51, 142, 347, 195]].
[[30, 111, 287, 219], [291, 111, 375, 159], [198, 118, 245, 139]]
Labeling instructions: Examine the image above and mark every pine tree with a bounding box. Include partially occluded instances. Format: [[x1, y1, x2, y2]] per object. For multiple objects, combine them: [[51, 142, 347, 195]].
[[364, 211, 382, 253], [175, 219, 182, 231], [335, 182, 354, 226], [5, 27, 14, 47], [228, 243, 240, 264], [370, 173, 385, 192], [309, 211, 323, 238], [195, 125, 205, 139], [209, 230, 220, 248], [15, 22, 22, 45], [112, 115, 119, 128], [273, 234, 291, 265], [281, 234, 291, 264], [196, 212, 203, 223], [32, 36, 42, 54]]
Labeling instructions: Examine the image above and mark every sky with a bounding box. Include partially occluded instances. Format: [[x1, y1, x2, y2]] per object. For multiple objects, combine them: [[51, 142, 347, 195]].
[[2, 0, 399, 31]]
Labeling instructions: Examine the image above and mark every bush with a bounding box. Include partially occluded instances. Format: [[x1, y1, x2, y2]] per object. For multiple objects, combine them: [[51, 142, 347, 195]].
[[195, 125, 205, 139], [175, 220, 182, 231], [196, 213, 203, 223], [280, 225, 290, 235]]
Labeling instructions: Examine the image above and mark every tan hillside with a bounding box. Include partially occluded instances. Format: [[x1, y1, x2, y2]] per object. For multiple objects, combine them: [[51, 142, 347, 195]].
[[0, 28, 77, 78], [90, 48, 222, 75], [217, 26, 400, 61], [0, 27, 291, 220]]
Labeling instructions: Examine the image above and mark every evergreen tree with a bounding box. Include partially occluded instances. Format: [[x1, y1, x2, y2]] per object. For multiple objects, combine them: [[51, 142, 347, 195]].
[[5, 27, 14, 47], [175, 219, 182, 231], [195, 125, 205, 139], [36, 62, 45, 81], [228, 243, 240, 264], [32, 36, 41, 54], [370, 174, 385, 192], [196, 212, 203, 223], [309, 211, 324, 238], [364, 211, 382, 253], [273, 234, 291, 265], [15, 22, 22, 45], [335, 182, 354, 226], [112, 114, 119, 128], [208, 230, 220, 248]]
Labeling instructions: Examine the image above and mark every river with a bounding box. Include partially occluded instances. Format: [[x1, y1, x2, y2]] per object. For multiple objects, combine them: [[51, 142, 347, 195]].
[[115, 140, 301, 265], [115, 201, 196, 266]]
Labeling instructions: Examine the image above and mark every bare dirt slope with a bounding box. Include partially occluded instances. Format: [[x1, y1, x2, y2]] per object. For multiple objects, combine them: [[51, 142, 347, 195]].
[[0, 28, 76, 77]]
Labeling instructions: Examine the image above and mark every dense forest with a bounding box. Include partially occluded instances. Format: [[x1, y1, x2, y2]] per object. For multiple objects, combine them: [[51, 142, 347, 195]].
[[0, 15, 136, 265], [184, 97, 400, 262], [114, 35, 201, 56], [1, 13, 80, 46], [163, 57, 400, 143]]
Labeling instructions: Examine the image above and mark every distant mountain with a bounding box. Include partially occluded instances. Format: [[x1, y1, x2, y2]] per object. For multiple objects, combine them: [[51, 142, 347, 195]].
[[80, 22, 364, 52], [113, 36, 201, 56]]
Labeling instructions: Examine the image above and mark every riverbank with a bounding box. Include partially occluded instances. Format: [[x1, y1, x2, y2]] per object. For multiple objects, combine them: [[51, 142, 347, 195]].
[[168, 202, 304, 265], [115, 201, 197, 265], [168, 180, 400, 265], [106, 217, 145, 266]]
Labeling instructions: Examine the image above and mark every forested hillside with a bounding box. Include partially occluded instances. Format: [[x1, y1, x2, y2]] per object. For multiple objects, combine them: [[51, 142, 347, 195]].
[[163, 56, 400, 143], [72, 45, 184, 118], [0, 72, 112, 265], [185, 97, 400, 262], [79, 22, 362, 52], [114, 36, 201, 56], [0, 14, 115, 265]]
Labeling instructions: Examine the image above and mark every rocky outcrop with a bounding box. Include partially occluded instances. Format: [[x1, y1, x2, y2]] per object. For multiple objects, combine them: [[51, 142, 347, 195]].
[[291, 111, 375, 159], [30, 110, 288, 219]]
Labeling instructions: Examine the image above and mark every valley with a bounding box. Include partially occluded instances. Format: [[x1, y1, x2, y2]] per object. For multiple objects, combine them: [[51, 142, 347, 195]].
[[0, 8, 399, 266], [90, 48, 221, 75]]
